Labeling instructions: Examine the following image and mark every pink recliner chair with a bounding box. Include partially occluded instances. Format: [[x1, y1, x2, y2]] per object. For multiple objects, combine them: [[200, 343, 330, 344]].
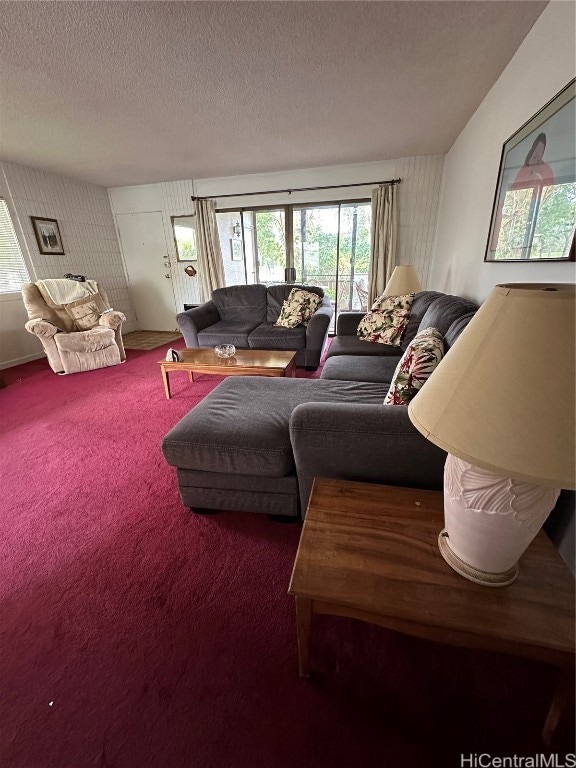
[[22, 278, 126, 375]]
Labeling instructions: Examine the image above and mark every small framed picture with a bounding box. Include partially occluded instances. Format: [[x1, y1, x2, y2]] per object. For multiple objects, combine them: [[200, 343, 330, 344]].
[[230, 238, 243, 261], [31, 216, 65, 255]]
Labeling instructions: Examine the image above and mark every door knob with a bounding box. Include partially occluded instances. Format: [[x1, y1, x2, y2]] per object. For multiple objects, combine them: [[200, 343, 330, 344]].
[[165, 274, 171, 279]]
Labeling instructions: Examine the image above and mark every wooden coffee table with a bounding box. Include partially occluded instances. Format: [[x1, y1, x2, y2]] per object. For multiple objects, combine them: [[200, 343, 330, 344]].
[[288, 478, 575, 743], [159, 348, 297, 399]]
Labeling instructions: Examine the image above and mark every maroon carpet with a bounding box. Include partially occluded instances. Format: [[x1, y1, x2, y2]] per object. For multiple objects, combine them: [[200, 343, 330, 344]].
[[0, 345, 572, 768]]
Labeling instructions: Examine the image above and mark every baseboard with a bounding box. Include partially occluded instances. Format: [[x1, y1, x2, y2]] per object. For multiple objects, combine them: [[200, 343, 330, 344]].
[[0, 351, 45, 370]]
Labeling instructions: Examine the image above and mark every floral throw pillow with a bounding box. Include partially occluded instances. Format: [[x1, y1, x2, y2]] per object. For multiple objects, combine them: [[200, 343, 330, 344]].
[[287, 288, 322, 323], [275, 301, 303, 328], [356, 309, 409, 345], [384, 327, 444, 405], [371, 292, 414, 312], [275, 288, 322, 328], [356, 294, 414, 346]]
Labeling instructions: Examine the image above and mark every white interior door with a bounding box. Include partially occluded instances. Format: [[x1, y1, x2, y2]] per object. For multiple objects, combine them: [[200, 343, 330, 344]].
[[116, 211, 177, 331]]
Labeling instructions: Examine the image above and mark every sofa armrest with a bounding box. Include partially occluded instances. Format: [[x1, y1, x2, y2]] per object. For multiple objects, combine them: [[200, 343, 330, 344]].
[[305, 299, 333, 343], [99, 310, 126, 330], [290, 402, 447, 514], [336, 311, 365, 336], [25, 318, 59, 338], [176, 301, 219, 347]]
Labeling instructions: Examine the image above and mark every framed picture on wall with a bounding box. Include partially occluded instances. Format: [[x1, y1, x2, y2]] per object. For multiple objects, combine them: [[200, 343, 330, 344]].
[[30, 216, 65, 255], [485, 78, 576, 262], [230, 238, 243, 261]]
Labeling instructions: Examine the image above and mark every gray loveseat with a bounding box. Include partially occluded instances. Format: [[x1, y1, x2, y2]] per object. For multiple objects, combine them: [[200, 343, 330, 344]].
[[162, 291, 478, 518], [176, 283, 333, 370]]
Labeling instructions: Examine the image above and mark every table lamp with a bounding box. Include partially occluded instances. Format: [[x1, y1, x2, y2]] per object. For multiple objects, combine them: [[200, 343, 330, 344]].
[[408, 283, 575, 587], [384, 265, 422, 296]]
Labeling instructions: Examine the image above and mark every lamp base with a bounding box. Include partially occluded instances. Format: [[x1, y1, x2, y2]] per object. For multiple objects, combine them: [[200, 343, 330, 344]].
[[441, 455, 561, 586], [438, 529, 518, 587]]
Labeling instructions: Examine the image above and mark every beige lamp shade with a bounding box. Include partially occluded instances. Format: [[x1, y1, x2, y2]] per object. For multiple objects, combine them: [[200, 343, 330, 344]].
[[408, 284, 576, 489], [384, 265, 422, 296]]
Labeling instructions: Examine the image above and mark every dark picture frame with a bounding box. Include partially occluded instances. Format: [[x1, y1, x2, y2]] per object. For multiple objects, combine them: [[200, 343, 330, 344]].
[[485, 79, 576, 263], [30, 216, 64, 255]]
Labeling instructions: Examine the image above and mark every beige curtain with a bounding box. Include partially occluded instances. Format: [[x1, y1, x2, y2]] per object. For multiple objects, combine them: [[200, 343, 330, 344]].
[[368, 184, 398, 305], [195, 199, 225, 298]]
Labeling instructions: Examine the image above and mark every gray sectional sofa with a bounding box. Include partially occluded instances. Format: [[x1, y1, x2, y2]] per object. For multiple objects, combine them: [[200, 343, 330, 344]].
[[162, 290, 479, 518], [176, 283, 333, 369]]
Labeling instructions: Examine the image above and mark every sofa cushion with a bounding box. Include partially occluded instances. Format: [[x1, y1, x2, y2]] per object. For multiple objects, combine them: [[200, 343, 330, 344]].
[[248, 323, 306, 350], [327, 335, 402, 357], [161, 376, 387, 478], [197, 320, 257, 348], [321, 354, 400, 385], [211, 284, 267, 324], [266, 284, 324, 323], [384, 327, 444, 405]]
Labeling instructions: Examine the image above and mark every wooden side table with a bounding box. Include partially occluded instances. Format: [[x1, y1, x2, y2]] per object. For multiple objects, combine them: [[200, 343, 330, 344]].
[[288, 478, 575, 744]]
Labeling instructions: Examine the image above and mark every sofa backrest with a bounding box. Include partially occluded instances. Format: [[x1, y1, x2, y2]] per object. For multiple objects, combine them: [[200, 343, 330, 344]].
[[265, 284, 325, 323], [399, 291, 445, 351], [417, 294, 478, 341], [211, 284, 267, 324], [444, 311, 477, 351]]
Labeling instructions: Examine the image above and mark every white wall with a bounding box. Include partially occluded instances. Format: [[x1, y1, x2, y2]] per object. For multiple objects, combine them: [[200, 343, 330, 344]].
[[109, 154, 444, 305], [0, 160, 137, 368], [430, 1, 576, 301]]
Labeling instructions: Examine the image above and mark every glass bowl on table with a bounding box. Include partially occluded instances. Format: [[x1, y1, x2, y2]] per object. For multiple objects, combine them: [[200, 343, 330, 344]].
[[214, 344, 236, 359]]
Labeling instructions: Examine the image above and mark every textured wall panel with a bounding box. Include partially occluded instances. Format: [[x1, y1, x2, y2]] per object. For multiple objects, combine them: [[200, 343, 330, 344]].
[[396, 154, 444, 291]]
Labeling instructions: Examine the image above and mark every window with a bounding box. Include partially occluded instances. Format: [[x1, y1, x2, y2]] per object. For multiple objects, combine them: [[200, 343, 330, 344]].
[[0, 198, 30, 293], [216, 199, 371, 331], [292, 203, 372, 320]]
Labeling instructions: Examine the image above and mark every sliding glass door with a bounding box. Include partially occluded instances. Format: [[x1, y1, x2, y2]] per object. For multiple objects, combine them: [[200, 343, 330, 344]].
[[216, 199, 371, 331], [293, 203, 371, 327]]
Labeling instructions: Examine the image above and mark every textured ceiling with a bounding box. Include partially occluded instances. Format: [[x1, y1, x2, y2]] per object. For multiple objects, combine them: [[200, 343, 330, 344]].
[[0, 1, 547, 188]]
